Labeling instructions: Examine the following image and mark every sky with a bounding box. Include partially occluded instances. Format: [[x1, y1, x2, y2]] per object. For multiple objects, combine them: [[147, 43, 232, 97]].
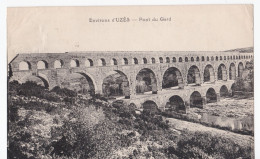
[[7, 5, 253, 62]]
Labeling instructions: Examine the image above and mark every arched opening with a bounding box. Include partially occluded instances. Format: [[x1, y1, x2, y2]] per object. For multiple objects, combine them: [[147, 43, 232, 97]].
[[37, 60, 48, 69], [143, 58, 148, 64], [85, 59, 94, 67], [190, 91, 203, 108], [231, 83, 236, 96], [172, 57, 176, 63], [136, 68, 157, 94], [159, 57, 163, 63], [220, 85, 229, 97], [207, 56, 209, 61], [19, 61, 31, 70], [98, 58, 106, 66], [21, 75, 49, 89], [245, 61, 252, 69], [229, 63, 236, 80], [220, 56, 223, 60], [206, 88, 217, 103], [122, 58, 128, 65], [187, 65, 201, 85], [110, 58, 118, 65], [211, 56, 214, 61], [185, 57, 188, 62], [166, 57, 170, 63], [61, 72, 95, 95], [179, 57, 183, 62], [143, 100, 158, 113], [133, 58, 138, 64], [54, 60, 64, 68], [196, 56, 199, 61], [231, 56, 233, 60], [151, 57, 156, 64], [165, 95, 186, 113], [216, 56, 218, 61], [224, 56, 226, 60], [191, 57, 194, 62], [102, 70, 130, 99], [238, 62, 244, 78], [202, 56, 205, 61], [217, 64, 227, 81], [70, 59, 80, 67], [204, 64, 214, 83], [162, 67, 183, 89]]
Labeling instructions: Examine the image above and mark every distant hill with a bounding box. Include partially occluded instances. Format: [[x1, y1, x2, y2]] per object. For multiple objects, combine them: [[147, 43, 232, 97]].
[[224, 47, 254, 53]]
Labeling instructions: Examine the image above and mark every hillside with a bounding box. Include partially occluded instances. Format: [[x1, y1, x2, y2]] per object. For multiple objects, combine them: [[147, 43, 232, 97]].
[[8, 81, 253, 159]]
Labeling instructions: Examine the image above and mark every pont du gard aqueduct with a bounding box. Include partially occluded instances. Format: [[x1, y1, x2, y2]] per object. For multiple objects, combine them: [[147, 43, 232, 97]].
[[9, 51, 254, 113]]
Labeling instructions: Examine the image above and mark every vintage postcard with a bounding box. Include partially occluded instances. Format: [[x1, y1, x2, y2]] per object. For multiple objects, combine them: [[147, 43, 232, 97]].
[[7, 5, 254, 158]]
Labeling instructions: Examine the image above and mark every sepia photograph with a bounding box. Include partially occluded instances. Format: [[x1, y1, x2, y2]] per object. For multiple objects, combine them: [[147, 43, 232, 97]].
[[7, 5, 254, 159]]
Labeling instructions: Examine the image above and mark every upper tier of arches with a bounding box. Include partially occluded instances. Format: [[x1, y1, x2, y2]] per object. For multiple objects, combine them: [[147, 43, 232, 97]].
[[15, 52, 253, 71]]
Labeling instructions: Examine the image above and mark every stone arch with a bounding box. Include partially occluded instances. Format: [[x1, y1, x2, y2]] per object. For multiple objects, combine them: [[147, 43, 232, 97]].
[[220, 56, 223, 60], [238, 62, 244, 78], [102, 70, 130, 99], [229, 63, 236, 80], [191, 57, 194, 62], [196, 56, 199, 61], [122, 58, 128, 65], [165, 95, 186, 113], [62, 72, 96, 95], [166, 57, 170, 63], [70, 59, 80, 67], [54, 60, 64, 68], [136, 68, 157, 94], [206, 88, 217, 103], [179, 57, 183, 62], [98, 58, 106, 66], [159, 57, 163, 63], [202, 56, 205, 61], [85, 59, 94, 67], [204, 64, 215, 83], [20, 74, 49, 89], [162, 67, 184, 89], [231, 83, 236, 96], [143, 58, 148, 64], [37, 60, 48, 69], [216, 56, 218, 61], [207, 56, 209, 61], [142, 100, 158, 112], [185, 57, 188, 62], [220, 85, 229, 97], [245, 61, 252, 69], [151, 57, 156, 64], [172, 57, 176, 63], [187, 65, 201, 85], [211, 56, 214, 61], [217, 64, 227, 81], [19, 61, 32, 70], [132, 58, 138, 64], [190, 91, 203, 108], [110, 58, 118, 65]]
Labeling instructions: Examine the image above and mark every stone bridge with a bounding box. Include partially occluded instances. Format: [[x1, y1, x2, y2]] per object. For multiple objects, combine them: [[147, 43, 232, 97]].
[[9, 51, 253, 113]]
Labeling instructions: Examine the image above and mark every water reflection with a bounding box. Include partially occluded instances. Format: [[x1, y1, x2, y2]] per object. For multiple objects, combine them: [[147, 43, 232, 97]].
[[199, 113, 254, 132]]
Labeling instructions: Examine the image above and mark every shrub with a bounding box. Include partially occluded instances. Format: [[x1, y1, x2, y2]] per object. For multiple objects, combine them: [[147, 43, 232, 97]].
[[176, 131, 252, 159], [51, 86, 77, 97]]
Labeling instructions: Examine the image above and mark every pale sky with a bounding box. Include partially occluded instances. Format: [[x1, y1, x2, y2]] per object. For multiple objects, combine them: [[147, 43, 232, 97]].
[[7, 5, 253, 62]]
